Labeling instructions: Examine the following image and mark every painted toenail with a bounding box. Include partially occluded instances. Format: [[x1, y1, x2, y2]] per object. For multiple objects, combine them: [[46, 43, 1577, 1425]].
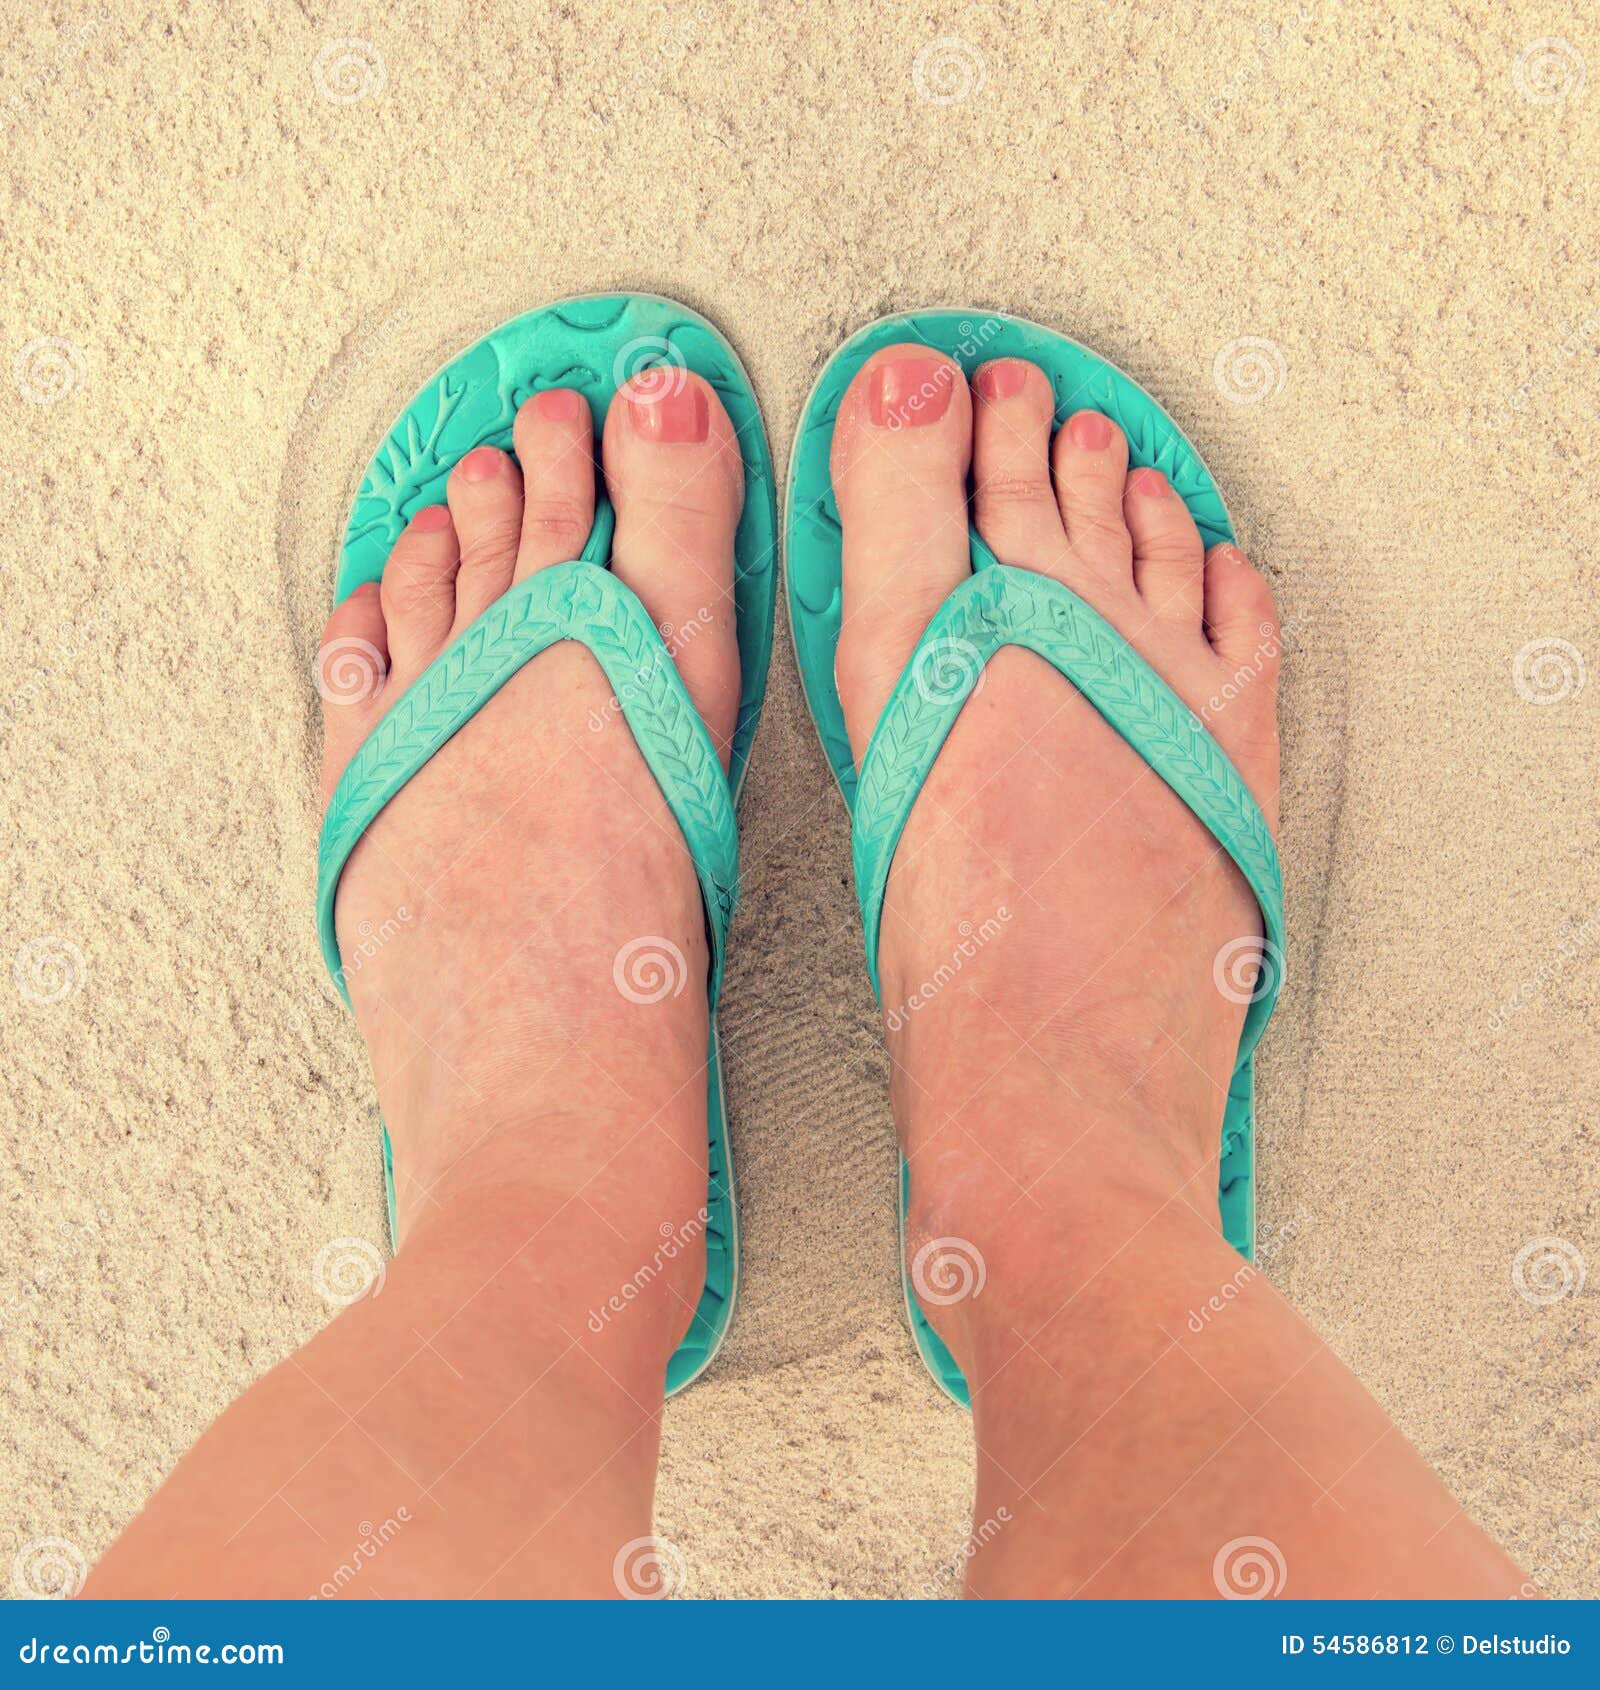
[[870, 357, 954, 429], [353, 580, 379, 596], [1130, 467, 1170, 498], [628, 384, 708, 443], [411, 505, 452, 532], [1068, 411, 1112, 451], [975, 360, 1028, 402], [537, 388, 586, 423], [460, 447, 502, 483]]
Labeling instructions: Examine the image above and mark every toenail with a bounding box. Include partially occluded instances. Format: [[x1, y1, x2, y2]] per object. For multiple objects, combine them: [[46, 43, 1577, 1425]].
[[870, 357, 954, 430], [460, 447, 503, 482], [1130, 466, 1170, 499], [975, 360, 1028, 402], [353, 580, 379, 596], [1068, 411, 1112, 451], [410, 505, 452, 532], [536, 388, 586, 423], [628, 384, 708, 443]]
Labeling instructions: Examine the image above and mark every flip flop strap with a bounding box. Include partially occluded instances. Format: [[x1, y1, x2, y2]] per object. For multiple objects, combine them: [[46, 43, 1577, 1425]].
[[852, 563, 1284, 1210], [317, 553, 738, 1009]]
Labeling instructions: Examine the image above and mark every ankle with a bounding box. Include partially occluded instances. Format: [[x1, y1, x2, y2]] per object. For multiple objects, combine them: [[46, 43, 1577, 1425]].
[[903, 1077, 1228, 1362], [398, 1124, 709, 1368], [903, 1055, 1222, 1232]]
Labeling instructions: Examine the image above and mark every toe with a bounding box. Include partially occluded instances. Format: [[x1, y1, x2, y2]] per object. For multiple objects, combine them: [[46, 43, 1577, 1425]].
[[512, 389, 597, 578], [380, 504, 460, 671], [600, 368, 743, 764], [970, 358, 1069, 575], [829, 344, 973, 765], [1050, 409, 1132, 584], [447, 445, 524, 629], [1204, 543, 1278, 667], [1202, 542, 1281, 827], [317, 583, 390, 799], [1125, 467, 1204, 624]]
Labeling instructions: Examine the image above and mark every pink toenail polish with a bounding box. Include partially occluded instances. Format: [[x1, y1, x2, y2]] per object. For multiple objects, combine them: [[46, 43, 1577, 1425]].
[[537, 388, 586, 422], [628, 385, 708, 443], [354, 580, 379, 596], [1068, 411, 1112, 451], [460, 447, 502, 482], [870, 357, 954, 429], [410, 505, 451, 532], [1130, 466, 1169, 498], [975, 360, 1027, 402]]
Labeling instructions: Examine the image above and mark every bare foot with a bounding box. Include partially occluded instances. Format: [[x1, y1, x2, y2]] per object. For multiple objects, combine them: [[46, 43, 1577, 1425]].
[[829, 349, 1524, 1600], [317, 374, 743, 1358], [830, 348, 1280, 1266]]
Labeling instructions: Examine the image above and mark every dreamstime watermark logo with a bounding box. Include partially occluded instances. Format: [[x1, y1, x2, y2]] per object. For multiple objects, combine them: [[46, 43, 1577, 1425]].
[[953, 314, 1007, 361], [1213, 1535, 1287, 1598], [1185, 1209, 1310, 1334], [587, 609, 714, 733], [289, 306, 413, 432], [1213, 336, 1286, 405], [2, 605, 113, 736], [612, 936, 689, 1004], [1, 8, 112, 135], [338, 907, 412, 984], [1179, 2, 1319, 137], [1485, 273, 1600, 432], [1201, 608, 1309, 723], [1512, 38, 1585, 106], [312, 38, 386, 105], [913, 1506, 1014, 1597], [1212, 935, 1283, 1006], [612, 1535, 687, 1599], [612, 336, 690, 406], [315, 636, 388, 706], [1485, 906, 1600, 1034], [312, 1237, 386, 1307], [309, 1508, 412, 1599], [1513, 1504, 1600, 1599], [912, 37, 986, 105], [884, 908, 1011, 1033], [587, 1209, 709, 1333], [1511, 1237, 1586, 1306], [910, 1237, 986, 1307], [912, 637, 987, 705], [1, 1203, 114, 1335], [14, 337, 86, 405], [13, 936, 86, 1006], [12, 1537, 87, 1599], [590, 3, 712, 127], [1512, 637, 1585, 704]]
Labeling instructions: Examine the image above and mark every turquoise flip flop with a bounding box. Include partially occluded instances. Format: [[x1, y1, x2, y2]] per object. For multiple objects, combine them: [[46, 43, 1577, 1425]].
[[784, 310, 1284, 1407], [316, 293, 776, 1395]]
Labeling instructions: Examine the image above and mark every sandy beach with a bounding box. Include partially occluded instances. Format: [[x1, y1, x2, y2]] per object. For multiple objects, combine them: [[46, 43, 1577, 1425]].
[[1, 0, 1596, 1597]]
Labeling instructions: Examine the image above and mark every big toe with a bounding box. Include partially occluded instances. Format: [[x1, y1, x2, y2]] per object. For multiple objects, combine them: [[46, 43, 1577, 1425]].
[[829, 345, 973, 765], [601, 367, 743, 766]]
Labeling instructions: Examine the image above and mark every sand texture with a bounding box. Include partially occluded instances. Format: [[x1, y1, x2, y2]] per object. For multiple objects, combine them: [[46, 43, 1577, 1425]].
[[2, 0, 1597, 1599]]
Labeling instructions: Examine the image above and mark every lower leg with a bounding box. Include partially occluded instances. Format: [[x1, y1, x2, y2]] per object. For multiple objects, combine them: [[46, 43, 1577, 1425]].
[[85, 1131, 701, 1599], [912, 1079, 1525, 1600], [90, 371, 747, 1599]]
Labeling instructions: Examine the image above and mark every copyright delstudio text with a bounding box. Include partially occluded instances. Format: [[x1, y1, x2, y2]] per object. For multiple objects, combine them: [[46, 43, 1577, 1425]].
[[1281, 1632, 1571, 1657]]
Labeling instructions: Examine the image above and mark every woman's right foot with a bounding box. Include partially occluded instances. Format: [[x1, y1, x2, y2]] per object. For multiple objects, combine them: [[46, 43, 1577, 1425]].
[[830, 348, 1525, 1600], [831, 348, 1282, 1275]]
